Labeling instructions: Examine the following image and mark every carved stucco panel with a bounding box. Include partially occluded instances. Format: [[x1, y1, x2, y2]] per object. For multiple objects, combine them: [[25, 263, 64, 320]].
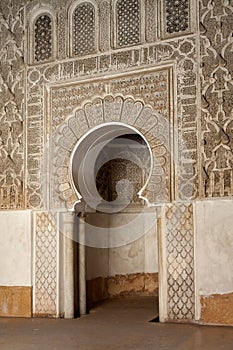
[[26, 38, 198, 209], [50, 92, 171, 209], [0, 1, 25, 209], [57, 9, 67, 60], [26, 67, 45, 209], [99, 0, 111, 52], [145, 0, 157, 43], [46, 66, 172, 208], [200, 0, 233, 197]]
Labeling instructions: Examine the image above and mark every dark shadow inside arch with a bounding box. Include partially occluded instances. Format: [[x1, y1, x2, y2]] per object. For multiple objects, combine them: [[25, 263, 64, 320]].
[[70, 122, 153, 211], [95, 133, 150, 207]]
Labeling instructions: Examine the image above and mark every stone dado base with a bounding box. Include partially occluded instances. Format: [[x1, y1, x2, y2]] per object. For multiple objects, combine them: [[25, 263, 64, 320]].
[[0, 286, 32, 318], [87, 273, 158, 308], [200, 293, 233, 326]]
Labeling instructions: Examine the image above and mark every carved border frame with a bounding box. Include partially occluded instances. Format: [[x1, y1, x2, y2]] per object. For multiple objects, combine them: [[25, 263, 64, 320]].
[[26, 37, 198, 209], [45, 65, 174, 209], [27, 4, 57, 65], [26, 38, 198, 322]]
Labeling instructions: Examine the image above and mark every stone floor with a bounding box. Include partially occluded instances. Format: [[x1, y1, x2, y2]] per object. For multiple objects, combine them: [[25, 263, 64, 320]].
[[0, 297, 233, 350]]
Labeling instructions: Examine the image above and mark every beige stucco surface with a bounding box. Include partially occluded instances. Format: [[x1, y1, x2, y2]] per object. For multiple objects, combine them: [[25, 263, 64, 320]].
[[195, 199, 233, 295], [86, 212, 158, 280], [0, 211, 32, 286], [194, 199, 233, 321]]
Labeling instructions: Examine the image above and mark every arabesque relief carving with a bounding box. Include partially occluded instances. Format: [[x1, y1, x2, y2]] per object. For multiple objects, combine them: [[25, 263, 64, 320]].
[[0, 0, 25, 209], [27, 37, 198, 208], [50, 93, 171, 209], [0, 0, 199, 209], [200, 0, 233, 197]]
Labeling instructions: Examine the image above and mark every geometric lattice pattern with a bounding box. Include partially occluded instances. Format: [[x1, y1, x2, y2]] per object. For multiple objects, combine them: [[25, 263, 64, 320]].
[[116, 0, 140, 47], [73, 3, 95, 56], [165, 0, 189, 34], [166, 203, 195, 320], [34, 212, 57, 315], [34, 15, 53, 62]]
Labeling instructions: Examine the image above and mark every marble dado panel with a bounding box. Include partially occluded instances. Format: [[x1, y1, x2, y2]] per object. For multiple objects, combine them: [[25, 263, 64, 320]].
[[33, 211, 58, 316], [26, 37, 198, 209], [165, 203, 195, 321]]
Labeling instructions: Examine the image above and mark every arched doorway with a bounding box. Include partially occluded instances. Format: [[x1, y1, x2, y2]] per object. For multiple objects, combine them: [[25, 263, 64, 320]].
[[70, 123, 159, 320]]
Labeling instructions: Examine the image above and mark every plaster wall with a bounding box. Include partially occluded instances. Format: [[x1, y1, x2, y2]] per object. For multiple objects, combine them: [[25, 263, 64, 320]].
[[85, 211, 158, 304], [0, 210, 32, 287], [194, 199, 233, 323], [86, 211, 158, 280], [0, 210, 32, 317], [85, 213, 109, 280]]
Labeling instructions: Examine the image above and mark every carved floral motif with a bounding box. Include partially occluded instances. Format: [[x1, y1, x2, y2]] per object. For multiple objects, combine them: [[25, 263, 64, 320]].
[[26, 36, 198, 208], [0, 0, 25, 209], [200, 0, 233, 197]]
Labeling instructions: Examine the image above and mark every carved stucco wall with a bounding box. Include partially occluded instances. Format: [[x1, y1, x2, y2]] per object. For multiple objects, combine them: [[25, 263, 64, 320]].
[[28, 39, 199, 209], [50, 89, 172, 209], [1, 2, 232, 206], [0, 0, 200, 209], [200, 0, 233, 197], [0, 1, 25, 209], [0, 0, 232, 321]]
